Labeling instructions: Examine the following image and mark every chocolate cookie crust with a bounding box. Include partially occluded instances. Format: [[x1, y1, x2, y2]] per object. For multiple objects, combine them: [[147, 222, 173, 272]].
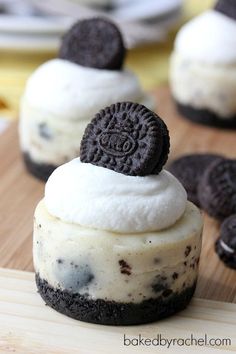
[[176, 102, 236, 129], [36, 274, 196, 326], [23, 152, 57, 182]]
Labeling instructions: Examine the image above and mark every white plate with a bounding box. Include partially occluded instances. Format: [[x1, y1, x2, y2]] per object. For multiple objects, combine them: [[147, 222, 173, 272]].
[[0, 15, 71, 34], [0, 0, 183, 51], [0, 32, 60, 52], [113, 0, 182, 21]]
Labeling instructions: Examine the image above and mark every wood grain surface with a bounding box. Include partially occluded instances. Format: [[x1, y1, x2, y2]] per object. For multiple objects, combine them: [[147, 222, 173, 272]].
[[0, 87, 236, 303], [0, 268, 235, 354]]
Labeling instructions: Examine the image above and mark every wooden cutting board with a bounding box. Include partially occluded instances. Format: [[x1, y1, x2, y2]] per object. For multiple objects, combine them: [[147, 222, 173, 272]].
[[0, 268, 235, 354], [0, 86, 236, 307]]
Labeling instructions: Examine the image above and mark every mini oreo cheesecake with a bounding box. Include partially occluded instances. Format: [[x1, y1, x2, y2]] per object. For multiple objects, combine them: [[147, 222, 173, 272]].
[[170, 0, 236, 128], [33, 102, 203, 325], [19, 18, 154, 181]]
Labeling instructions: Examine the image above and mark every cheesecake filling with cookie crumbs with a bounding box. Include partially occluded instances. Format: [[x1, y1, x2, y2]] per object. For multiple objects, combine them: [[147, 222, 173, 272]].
[[34, 102, 203, 309], [34, 199, 202, 303]]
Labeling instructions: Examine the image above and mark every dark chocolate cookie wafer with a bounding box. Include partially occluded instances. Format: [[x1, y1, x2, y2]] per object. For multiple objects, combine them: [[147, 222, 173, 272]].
[[168, 154, 222, 206], [59, 18, 126, 70], [198, 159, 236, 220], [215, 0, 236, 21], [215, 214, 236, 269], [156, 118, 170, 173], [80, 102, 170, 176]]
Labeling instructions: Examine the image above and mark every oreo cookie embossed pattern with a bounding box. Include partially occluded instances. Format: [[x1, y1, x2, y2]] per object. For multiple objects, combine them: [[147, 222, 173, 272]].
[[80, 102, 170, 176]]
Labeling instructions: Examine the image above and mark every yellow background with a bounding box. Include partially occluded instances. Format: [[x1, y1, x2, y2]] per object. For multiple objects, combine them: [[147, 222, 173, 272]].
[[0, 0, 214, 119]]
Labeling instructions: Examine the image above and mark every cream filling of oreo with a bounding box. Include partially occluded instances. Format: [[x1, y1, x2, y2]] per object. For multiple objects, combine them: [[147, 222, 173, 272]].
[[220, 239, 235, 254], [19, 59, 154, 164], [170, 53, 236, 118], [44, 158, 187, 233], [34, 200, 202, 303]]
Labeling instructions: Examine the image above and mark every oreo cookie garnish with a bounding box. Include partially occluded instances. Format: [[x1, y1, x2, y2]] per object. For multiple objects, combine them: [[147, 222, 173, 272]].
[[215, 0, 236, 21], [215, 214, 236, 269], [59, 18, 126, 70], [80, 102, 170, 176], [168, 154, 222, 206], [198, 159, 236, 220]]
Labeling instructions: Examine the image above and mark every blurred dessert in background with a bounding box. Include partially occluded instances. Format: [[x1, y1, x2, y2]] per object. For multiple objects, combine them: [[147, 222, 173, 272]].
[[19, 17, 154, 181], [169, 0, 236, 128]]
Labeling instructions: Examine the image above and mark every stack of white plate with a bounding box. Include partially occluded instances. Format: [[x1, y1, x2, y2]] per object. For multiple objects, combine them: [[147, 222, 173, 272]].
[[0, 0, 183, 52]]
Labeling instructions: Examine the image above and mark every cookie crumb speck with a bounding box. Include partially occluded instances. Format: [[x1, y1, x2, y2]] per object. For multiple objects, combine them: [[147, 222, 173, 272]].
[[185, 246, 192, 257], [119, 259, 132, 275]]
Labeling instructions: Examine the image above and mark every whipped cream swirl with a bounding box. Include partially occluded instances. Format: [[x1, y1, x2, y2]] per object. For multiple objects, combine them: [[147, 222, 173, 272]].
[[175, 10, 236, 64], [23, 59, 152, 120], [45, 158, 187, 233]]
